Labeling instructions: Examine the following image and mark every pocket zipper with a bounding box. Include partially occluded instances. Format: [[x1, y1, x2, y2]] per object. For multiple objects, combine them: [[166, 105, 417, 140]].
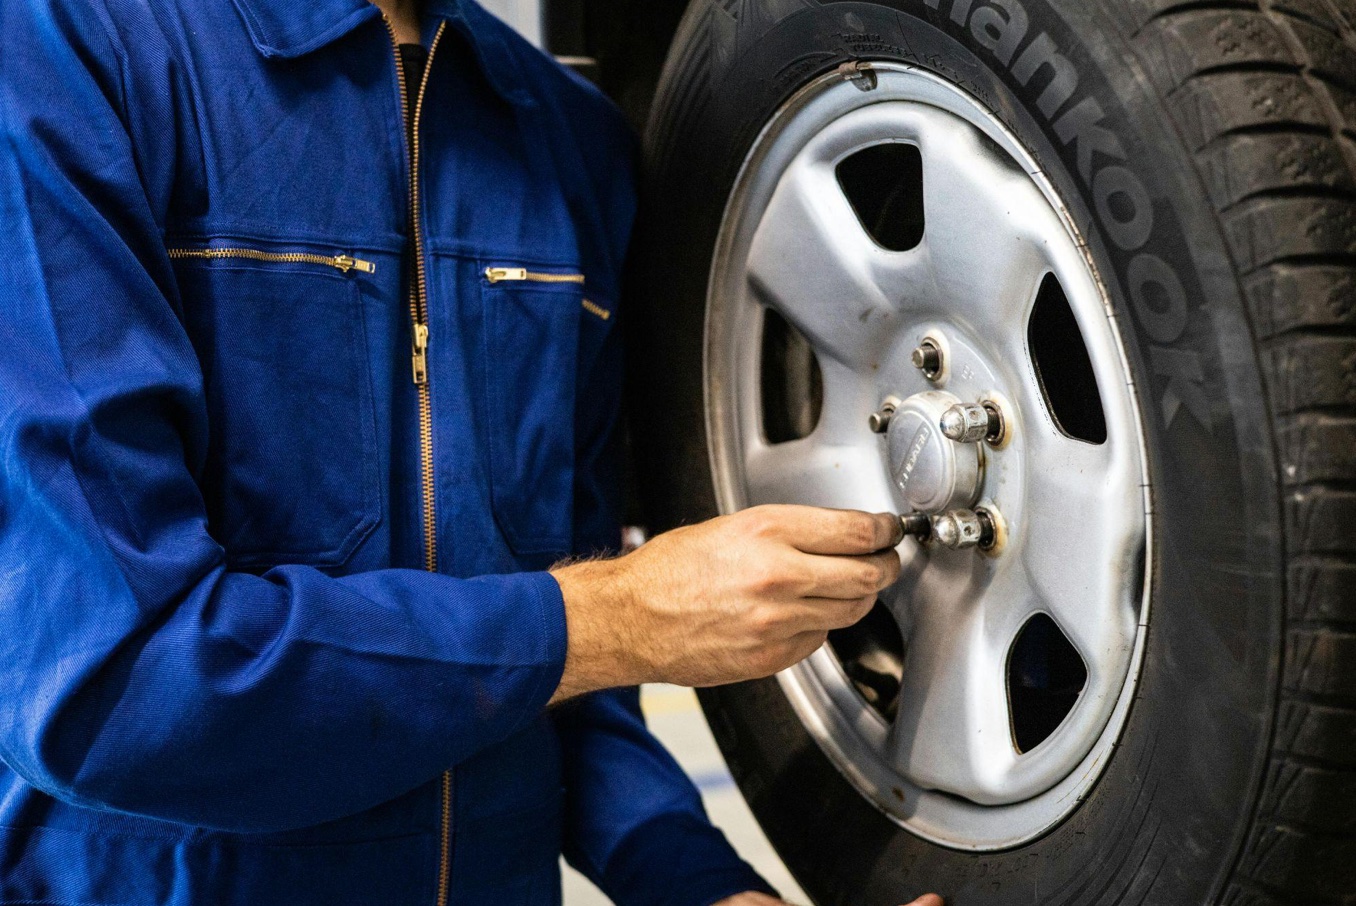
[[581, 299, 611, 322], [484, 267, 609, 320], [484, 266, 585, 285], [168, 247, 376, 275]]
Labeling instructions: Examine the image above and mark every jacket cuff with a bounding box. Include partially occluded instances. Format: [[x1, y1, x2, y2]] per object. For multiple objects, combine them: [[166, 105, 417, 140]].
[[519, 570, 569, 723], [602, 811, 778, 906]]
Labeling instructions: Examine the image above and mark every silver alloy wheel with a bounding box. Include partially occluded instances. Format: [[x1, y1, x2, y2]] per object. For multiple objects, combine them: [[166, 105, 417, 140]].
[[705, 64, 1152, 850]]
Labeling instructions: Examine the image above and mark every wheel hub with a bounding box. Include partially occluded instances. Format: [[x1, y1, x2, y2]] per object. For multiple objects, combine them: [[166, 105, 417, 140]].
[[885, 391, 981, 514]]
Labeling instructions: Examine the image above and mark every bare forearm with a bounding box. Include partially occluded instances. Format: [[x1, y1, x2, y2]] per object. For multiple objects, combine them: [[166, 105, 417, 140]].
[[549, 557, 642, 702]]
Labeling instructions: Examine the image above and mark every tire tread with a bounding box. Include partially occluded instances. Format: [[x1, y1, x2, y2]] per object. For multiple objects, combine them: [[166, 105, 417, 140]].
[[645, 1, 1356, 899], [1138, 1, 1356, 897]]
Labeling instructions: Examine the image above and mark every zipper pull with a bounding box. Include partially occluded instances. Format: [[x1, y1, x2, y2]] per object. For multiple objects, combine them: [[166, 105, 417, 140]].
[[334, 255, 376, 274], [485, 267, 528, 283], [412, 323, 429, 385]]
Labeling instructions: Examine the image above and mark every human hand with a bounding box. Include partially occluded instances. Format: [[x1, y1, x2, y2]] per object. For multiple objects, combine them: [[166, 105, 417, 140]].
[[550, 505, 903, 701], [712, 891, 944, 906]]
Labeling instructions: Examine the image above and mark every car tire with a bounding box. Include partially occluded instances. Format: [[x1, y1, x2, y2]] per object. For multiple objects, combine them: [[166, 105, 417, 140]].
[[628, 1, 1356, 904]]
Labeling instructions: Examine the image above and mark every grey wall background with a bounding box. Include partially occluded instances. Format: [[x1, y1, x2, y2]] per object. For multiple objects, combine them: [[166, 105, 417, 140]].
[[477, 0, 543, 45]]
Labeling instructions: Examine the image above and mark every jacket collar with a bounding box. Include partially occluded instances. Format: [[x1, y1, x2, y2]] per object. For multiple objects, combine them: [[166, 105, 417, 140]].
[[228, 0, 536, 107]]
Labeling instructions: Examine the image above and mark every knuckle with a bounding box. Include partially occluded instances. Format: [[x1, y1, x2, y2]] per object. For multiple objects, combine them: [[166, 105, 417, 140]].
[[872, 554, 900, 589], [871, 561, 890, 587], [791, 562, 819, 595], [741, 506, 779, 538], [850, 517, 879, 551], [747, 604, 782, 637], [884, 549, 902, 577], [728, 507, 756, 532], [748, 564, 782, 597], [856, 564, 884, 595]]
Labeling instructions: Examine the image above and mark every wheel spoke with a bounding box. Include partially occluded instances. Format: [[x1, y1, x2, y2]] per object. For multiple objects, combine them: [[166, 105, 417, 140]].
[[743, 436, 890, 511], [910, 107, 1059, 339], [886, 574, 1019, 804], [1003, 414, 1144, 683], [745, 155, 919, 371], [814, 356, 881, 443]]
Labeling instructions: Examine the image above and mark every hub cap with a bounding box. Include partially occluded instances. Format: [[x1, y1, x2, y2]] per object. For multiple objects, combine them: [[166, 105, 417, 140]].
[[704, 64, 1152, 849], [887, 391, 981, 513]]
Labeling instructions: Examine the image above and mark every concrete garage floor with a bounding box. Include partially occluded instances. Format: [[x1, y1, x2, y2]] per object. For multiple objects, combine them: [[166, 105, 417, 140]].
[[563, 685, 809, 905]]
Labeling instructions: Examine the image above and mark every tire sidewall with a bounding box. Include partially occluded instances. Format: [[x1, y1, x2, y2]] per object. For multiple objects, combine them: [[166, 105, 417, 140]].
[[632, 2, 1284, 903]]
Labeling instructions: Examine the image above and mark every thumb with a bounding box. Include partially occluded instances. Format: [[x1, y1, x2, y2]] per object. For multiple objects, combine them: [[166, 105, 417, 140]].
[[902, 897, 944, 906]]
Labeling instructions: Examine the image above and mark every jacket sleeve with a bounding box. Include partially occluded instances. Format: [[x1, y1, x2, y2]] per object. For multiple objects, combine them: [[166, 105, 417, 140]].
[[555, 690, 777, 906], [0, 0, 566, 834]]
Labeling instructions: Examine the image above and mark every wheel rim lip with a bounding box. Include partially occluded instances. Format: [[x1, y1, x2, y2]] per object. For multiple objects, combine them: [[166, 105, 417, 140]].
[[703, 63, 1154, 850]]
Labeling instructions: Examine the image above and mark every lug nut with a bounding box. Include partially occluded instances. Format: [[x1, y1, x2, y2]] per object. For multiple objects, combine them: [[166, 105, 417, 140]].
[[939, 403, 988, 444], [898, 512, 931, 542], [931, 508, 999, 550], [868, 401, 897, 434], [932, 510, 982, 549], [940, 400, 1006, 445], [911, 340, 943, 381], [899, 508, 1003, 552]]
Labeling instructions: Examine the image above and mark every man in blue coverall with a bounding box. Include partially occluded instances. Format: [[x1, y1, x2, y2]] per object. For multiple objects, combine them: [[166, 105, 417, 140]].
[[0, 0, 944, 902]]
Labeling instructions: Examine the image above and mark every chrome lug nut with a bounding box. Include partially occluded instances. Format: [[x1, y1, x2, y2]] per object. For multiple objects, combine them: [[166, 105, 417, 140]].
[[940, 400, 1006, 445], [939, 403, 989, 444], [931, 508, 999, 551], [868, 401, 897, 434], [911, 340, 943, 381], [932, 510, 982, 549]]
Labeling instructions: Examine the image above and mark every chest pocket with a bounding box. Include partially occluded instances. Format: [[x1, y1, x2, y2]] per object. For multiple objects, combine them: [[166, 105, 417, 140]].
[[481, 264, 612, 564], [171, 245, 381, 569]]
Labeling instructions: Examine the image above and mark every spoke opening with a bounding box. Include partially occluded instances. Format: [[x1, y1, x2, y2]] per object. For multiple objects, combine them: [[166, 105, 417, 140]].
[[760, 307, 823, 444], [828, 600, 904, 722], [1006, 613, 1087, 754], [1027, 273, 1108, 445], [835, 142, 925, 252]]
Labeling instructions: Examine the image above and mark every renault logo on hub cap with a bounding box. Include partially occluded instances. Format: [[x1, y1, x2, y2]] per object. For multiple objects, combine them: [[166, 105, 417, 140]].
[[884, 391, 982, 514]]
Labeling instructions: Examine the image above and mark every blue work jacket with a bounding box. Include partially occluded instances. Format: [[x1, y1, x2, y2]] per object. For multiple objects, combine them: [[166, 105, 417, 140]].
[[0, 0, 773, 903]]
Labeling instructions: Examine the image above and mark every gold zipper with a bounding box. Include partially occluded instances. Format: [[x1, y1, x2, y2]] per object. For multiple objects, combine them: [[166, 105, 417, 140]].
[[581, 299, 611, 321], [389, 17, 446, 576], [384, 16, 451, 906], [484, 266, 585, 285], [167, 247, 376, 274], [484, 267, 608, 320]]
